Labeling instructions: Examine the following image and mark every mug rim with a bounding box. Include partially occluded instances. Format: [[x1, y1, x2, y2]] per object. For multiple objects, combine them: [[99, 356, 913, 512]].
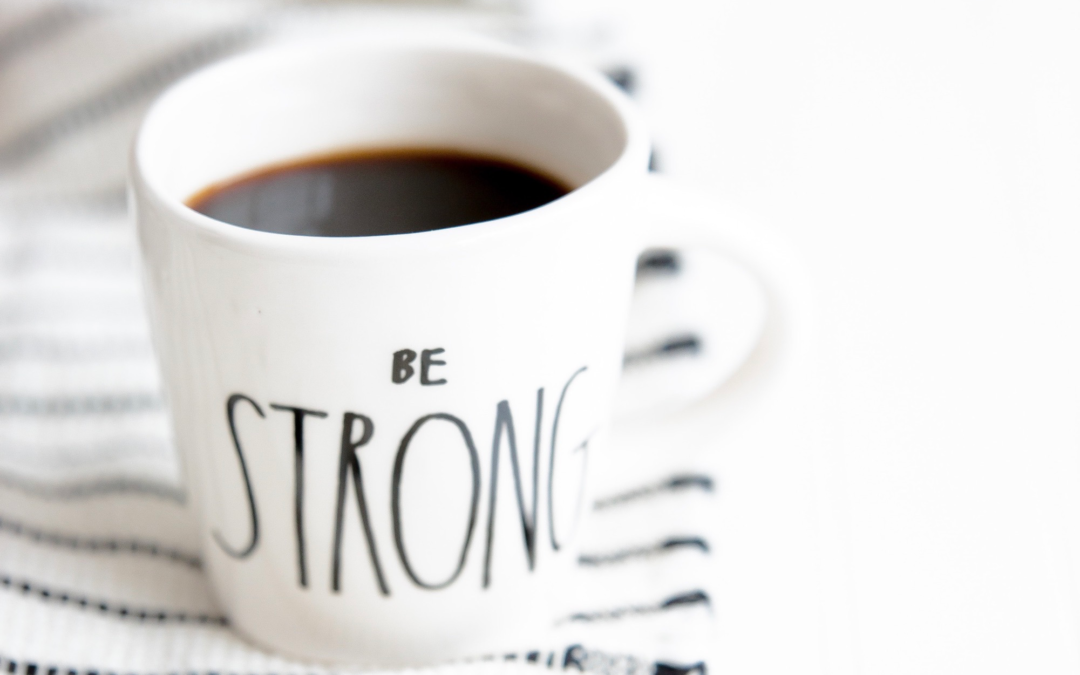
[[130, 32, 652, 255]]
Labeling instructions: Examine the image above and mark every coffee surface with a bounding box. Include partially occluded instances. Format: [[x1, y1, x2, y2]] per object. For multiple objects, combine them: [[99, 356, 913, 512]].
[[187, 149, 570, 237]]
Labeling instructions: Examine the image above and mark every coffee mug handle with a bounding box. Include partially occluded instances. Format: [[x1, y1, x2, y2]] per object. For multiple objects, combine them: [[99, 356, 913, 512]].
[[615, 174, 804, 417]]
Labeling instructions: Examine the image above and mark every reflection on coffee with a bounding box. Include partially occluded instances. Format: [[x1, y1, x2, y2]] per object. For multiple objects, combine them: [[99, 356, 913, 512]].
[[187, 149, 571, 237]]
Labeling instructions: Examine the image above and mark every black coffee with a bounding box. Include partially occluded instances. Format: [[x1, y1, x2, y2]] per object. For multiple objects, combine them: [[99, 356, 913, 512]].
[[187, 149, 571, 237]]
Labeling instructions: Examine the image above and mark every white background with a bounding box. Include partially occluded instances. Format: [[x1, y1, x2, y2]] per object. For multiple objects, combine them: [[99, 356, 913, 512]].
[[622, 0, 1080, 672], [3, 0, 1079, 670]]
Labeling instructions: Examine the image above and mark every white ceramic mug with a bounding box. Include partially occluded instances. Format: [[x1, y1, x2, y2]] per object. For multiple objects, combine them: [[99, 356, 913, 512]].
[[131, 34, 777, 667]]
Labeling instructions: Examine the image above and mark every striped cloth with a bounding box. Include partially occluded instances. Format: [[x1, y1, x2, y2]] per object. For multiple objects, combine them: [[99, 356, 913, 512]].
[[0, 2, 721, 674]]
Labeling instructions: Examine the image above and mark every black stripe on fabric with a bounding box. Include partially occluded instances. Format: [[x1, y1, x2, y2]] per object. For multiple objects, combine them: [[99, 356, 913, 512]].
[[654, 663, 706, 675], [0, 648, 705, 675], [561, 646, 708, 675], [603, 66, 636, 95], [635, 249, 680, 276], [562, 590, 712, 624], [577, 536, 709, 567], [0, 2, 99, 67], [0, 393, 161, 415], [558, 645, 648, 674], [0, 514, 200, 569], [0, 470, 185, 503], [623, 335, 701, 366], [0, 22, 265, 168], [592, 474, 715, 511], [466, 644, 701, 675], [0, 572, 226, 626]]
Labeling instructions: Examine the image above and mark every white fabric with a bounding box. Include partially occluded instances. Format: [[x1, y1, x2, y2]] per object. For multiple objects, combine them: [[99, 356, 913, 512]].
[[0, 2, 740, 673]]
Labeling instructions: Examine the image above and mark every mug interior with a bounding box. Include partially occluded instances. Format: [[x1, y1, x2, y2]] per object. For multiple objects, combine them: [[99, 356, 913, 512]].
[[137, 37, 633, 208]]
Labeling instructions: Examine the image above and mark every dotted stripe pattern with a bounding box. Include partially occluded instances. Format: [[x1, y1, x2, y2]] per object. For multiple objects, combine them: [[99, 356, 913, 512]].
[[0, 507, 707, 576], [0, 505, 705, 573], [0, 23, 265, 168], [0, 573, 226, 626], [0, 2, 99, 67], [0, 393, 161, 415], [0, 515, 200, 569], [0, 646, 707, 675], [0, 470, 186, 503], [0, 571, 708, 635]]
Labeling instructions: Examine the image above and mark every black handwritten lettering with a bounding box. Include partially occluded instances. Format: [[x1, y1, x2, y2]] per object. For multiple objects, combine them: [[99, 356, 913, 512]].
[[331, 412, 388, 595], [216, 394, 263, 559], [269, 404, 327, 588], [218, 363, 592, 593], [392, 413, 479, 589], [392, 349, 416, 383], [420, 348, 447, 385], [482, 389, 543, 588], [548, 367, 587, 551]]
